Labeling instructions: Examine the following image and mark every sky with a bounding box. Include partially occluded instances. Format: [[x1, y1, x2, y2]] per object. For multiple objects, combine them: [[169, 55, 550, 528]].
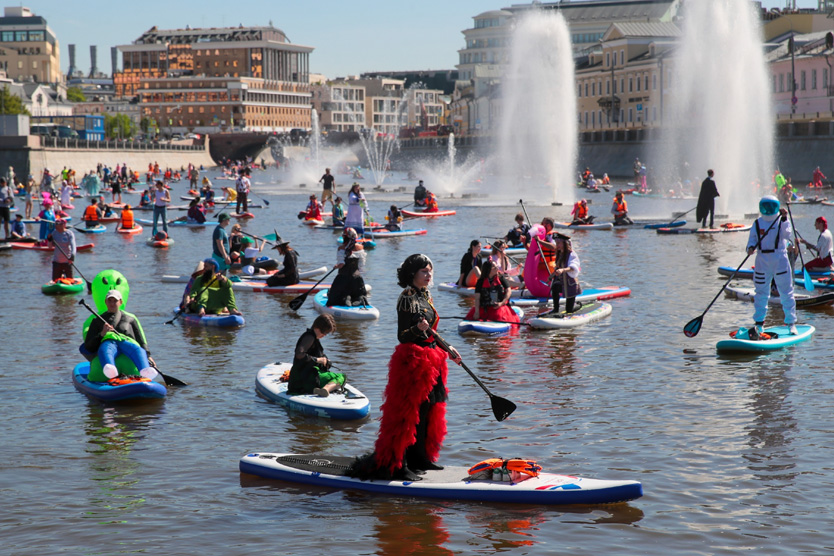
[[17, 0, 823, 79]]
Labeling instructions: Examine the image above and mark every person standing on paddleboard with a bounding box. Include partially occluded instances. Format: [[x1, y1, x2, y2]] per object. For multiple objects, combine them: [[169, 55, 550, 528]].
[[349, 254, 461, 482], [49, 218, 76, 282], [319, 167, 335, 209], [696, 169, 719, 229], [151, 180, 170, 238], [747, 195, 798, 339]]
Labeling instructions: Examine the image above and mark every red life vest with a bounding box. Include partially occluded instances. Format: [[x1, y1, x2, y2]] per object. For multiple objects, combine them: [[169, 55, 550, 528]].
[[574, 202, 588, 219], [121, 208, 134, 229]]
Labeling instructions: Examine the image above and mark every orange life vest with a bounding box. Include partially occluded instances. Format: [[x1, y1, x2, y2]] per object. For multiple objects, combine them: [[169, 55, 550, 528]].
[[574, 202, 588, 219], [121, 208, 134, 229], [614, 198, 627, 213], [83, 204, 100, 222], [536, 237, 557, 274]]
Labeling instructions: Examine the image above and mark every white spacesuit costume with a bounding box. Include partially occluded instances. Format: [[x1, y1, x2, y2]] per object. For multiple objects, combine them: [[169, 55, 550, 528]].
[[746, 195, 797, 334]]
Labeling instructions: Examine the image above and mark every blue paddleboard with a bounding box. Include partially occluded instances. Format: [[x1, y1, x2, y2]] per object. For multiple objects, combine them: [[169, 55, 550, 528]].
[[716, 324, 815, 353]]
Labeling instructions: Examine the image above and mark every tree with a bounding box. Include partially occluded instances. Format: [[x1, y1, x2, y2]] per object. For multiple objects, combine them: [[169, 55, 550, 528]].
[[105, 113, 136, 139], [0, 86, 30, 115], [66, 86, 86, 102]]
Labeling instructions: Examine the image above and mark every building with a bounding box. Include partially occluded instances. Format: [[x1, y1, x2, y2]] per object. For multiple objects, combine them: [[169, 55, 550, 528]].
[[311, 80, 366, 132], [114, 24, 313, 135], [575, 21, 681, 132], [457, 10, 513, 83], [0, 6, 62, 85], [767, 30, 834, 117]]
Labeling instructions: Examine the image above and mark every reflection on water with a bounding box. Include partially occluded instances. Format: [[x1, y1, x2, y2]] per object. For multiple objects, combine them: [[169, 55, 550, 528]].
[[371, 500, 453, 556], [82, 401, 164, 523]]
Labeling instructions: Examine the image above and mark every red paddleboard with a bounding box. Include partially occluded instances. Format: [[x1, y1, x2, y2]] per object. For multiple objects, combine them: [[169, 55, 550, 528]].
[[11, 242, 94, 252], [402, 209, 456, 217]]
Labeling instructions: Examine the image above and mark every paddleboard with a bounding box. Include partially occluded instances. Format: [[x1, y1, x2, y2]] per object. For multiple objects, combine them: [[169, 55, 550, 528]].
[[146, 237, 174, 248], [458, 306, 524, 336], [716, 324, 815, 353], [173, 308, 245, 327], [302, 218, 325, 226], [725, 285, 834, 308], [658, 224, 751, 234], [225, 280, 331, 294], [796, 277, 834, 289], [21, 216, 72, 224], [440, 283, 631, 303], [137, 218, 218, 227], [117, 224, 143, 235], [402, 209, 456, 217], [552, 222, 614, 230], [255, 363, 370, 419], [479, 245, 527, 258], [11, 242, 94, 252], [77, 224, 107, 234], [231, 212, 255, 219], [161, 266, 329, 284], [363, 229, 427, 238], [526, 301, 612, 329], [72, 361, 167, 402], [239, 452, 643, 505], [41, 277, 84, 295], [643, 220, 686, 229], [313, 290, 379, 320], [718, 266, 831, 279]]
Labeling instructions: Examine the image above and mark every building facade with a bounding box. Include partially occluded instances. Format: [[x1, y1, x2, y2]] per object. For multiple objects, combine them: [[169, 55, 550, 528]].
[[115, 25, 313, 134], [0, 6, 61, 85], [575, 21, 680, 132], [311, 81, 366, 132]]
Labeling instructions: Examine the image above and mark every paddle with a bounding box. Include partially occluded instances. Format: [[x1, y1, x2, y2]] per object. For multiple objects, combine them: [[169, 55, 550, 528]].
[[251, 192, 270, 206], [784, 203, 814, 292], [165, 273, 219, 325], [443, 315, 531, 326], [671, 206, 697, 222], [49, 232, 93, 293], [77, 298, 187, 387], [683, 215, 781, 337], [240, 230, 278, 248], [428, 328, 516, 421], [288, 267, 337, 311]]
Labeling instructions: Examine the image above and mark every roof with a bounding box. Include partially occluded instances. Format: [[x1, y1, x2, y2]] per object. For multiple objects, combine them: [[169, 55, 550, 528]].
[[133, 25, 290, 45], [474, 10, 512, 18], [506, 0, 680, 23], [604, 21, 682, 40]]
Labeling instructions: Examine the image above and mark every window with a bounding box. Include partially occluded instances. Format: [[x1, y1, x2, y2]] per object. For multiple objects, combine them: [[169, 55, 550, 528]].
[[584, 83, 588, 96], [32, 60, 37, 69], [29, 31, 44, 41], [629, 78, 633, 93], [773, 74, 777, 93], [825, 69, 830, 93], [779, 74, 784, 92], [801, 70, 806, 91], [607, 80, 610, 94], [620, 79, 624, 93], [606, 52, 610, 67], [584, 112, 588, 126], [577, 84, 582, 97], [620, 50, 624, 65], [812, 69, 818, 90], [645, 75, 649, 90], [652, 106, 657, 121], [592, 111, 595, 126], [591, 82, 595, 96], [15, 31, 26, 41], [653, 74, 657, 90], [628, 108, 633, 122], [1, 31, 12, 41], [17, 60, 22, 69], [787, 72, 793, 92]]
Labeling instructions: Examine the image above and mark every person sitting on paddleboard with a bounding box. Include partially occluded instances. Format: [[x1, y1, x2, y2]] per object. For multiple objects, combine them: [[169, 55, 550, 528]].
[[414, 180, 427, 207], [201, 178, 215, 206], [304, 194, 323, 221], [10, 213, 28, 240], [545, 232, 581, 315], [571, 199, 594, 225], [266, 235, 299, 287], [187, 197, 206, 224], [457, 240, 483, 287], [183, 258, 241, 316], [83, 197, 102, 229], [327, 228, 367, 307], [423, 191, 439, 213], [611, 191, 633, 225], [505, 213, 530, 248], [385, 205, 403, 231], [118, 204, 136, 231], [746, 195, 798, 339], [84, 289, 157, 381], [332, 196, 346, 226], [348, 254, 460, 481], [489, 239, 522, 288], [467, 260, 519, 324], [288, 314, 344, 398], [799, 216, 834, 271]]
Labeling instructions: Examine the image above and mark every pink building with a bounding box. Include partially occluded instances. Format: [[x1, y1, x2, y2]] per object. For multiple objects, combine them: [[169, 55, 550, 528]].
[[768, 30, 834, 116]]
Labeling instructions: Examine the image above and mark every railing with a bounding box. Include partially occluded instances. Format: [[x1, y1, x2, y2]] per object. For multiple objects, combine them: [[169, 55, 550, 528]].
[[39, 136, 207, 151]]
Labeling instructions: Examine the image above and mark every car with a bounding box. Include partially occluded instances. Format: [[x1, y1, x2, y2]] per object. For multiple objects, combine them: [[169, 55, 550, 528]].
[[185, 133, 200, 140], [170, 133, 185, 141]]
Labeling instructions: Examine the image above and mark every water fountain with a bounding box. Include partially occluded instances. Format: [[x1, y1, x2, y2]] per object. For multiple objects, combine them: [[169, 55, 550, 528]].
[[655, 0, 773, 216], [412, 133, 486, 197], [497, 9, 577, 205]]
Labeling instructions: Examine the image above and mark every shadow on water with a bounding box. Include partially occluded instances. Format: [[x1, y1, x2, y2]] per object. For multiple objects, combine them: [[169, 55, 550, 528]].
[[82, 400, 165, 524]]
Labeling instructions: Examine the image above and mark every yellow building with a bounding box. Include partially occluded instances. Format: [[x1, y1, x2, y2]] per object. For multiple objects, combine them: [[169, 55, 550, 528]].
[[0, 6, 61, 85]]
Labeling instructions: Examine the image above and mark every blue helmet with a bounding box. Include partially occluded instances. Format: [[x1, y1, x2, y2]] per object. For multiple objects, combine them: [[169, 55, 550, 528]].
[[759, 195, 780, 216]]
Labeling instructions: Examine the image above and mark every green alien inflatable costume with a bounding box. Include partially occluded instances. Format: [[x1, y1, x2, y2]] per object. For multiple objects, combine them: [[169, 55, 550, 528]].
[[81, 269, 150, 382]]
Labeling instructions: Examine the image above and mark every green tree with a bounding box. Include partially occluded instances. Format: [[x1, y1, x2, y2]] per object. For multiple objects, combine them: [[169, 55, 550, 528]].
[[0, 86, 30, 115], [66, 86, 86, 102], [139, 116, 157, 137], [105, 113, 136, 139]]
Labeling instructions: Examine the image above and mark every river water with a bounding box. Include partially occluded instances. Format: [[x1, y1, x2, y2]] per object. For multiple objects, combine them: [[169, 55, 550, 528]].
[[3, 168, 834, 555]]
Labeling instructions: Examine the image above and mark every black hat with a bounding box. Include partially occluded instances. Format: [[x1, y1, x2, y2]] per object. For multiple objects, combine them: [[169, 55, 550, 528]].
[[553, 232, 572, 241], [271, 234, 290, 249]]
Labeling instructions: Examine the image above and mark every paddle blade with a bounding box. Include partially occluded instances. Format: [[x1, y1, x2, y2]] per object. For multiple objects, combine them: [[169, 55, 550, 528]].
[[264, 233, 277, 241], [159, 371, 187, 387], [683, 315, 703, 338], [262, 198, 270, 206], [491, 396, 517, 422], [804, 269, 815, 292], [288, 293, 307, 311]]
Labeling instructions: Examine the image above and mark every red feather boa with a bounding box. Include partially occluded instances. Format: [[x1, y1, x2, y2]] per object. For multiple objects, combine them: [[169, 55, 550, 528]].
[[373, 342, 448, 473]]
